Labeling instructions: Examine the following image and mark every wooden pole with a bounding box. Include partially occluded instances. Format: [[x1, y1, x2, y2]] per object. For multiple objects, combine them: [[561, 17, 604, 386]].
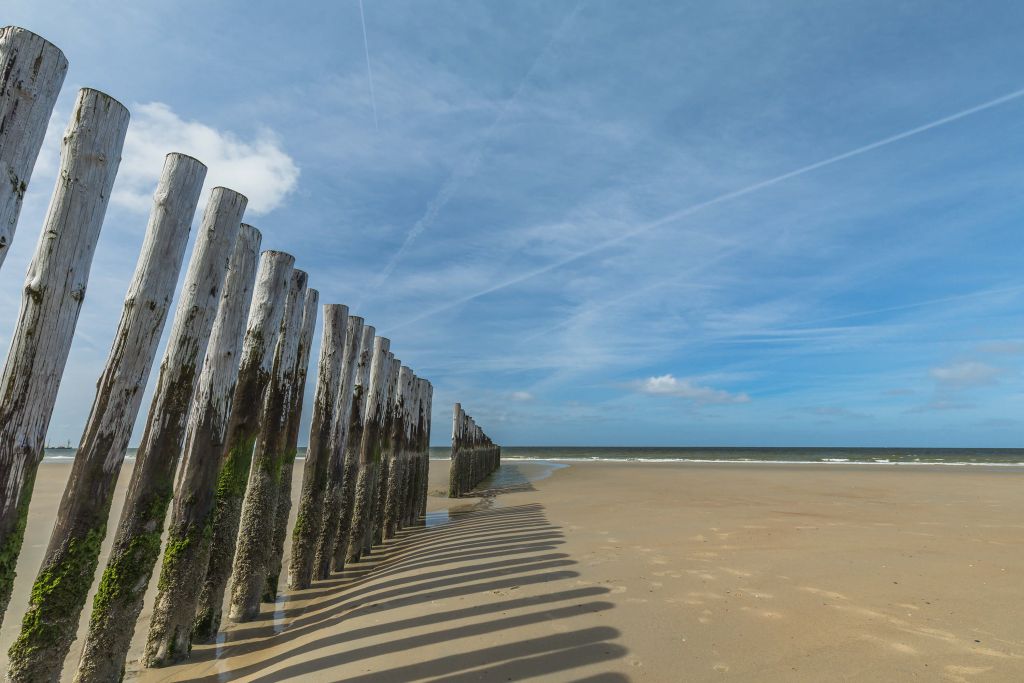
[[288, 305, 349, 590], [263, 287, 318, 602], [400, 378, 422, 528], [141, 224, 261, 667], [417, 381, 433, 524], [346, 337, 390, 564], [0, 26, 68, 269], [407, 377, 429, 527], [0, 89, 127, 627], [227, 271, 308, 622], [382, 366, 413, 539], [448, 403, 463, 497], [322, 322, 373, 577], [371, 355, 398, 548], [370, 356, 401, 547], [6, 153, 205, 681], [393, 373, 418, 533], [192, 250, 293, 641], [74, 187, 245, 683]]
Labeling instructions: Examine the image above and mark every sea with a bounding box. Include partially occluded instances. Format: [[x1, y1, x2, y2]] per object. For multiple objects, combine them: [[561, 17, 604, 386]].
[[40, 445, 1024, 467]]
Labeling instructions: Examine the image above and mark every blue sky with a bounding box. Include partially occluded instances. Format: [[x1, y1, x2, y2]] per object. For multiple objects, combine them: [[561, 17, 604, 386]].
[[4, 1, 1024, 447]]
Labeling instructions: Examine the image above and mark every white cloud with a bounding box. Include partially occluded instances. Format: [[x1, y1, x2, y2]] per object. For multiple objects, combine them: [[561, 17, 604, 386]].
[[634, 374, 750, 404], [112, 102, 299, 215], [509, 391, 534, 402], [929, 361, 1003, 388]]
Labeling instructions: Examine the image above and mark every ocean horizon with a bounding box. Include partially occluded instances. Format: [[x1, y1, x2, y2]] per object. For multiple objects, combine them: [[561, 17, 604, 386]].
[[39, 445, 1024, 467]]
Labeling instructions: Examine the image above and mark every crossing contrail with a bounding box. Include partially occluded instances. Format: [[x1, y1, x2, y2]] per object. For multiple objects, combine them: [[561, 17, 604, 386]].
[[360, 1, 585, 305], [358, 0, 378, 130], [387, 84, 1024, 332]]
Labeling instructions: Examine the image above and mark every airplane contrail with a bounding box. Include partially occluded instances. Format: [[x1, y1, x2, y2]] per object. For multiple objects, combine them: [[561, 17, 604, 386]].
[[360, 1, 585, 305], [358, 0, 378, 130], [386, 84, 1024, 332]]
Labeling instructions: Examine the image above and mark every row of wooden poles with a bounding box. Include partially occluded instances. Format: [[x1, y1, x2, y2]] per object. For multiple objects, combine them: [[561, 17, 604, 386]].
[[0, 26, 434, 682], [448, 404, 501, 497]]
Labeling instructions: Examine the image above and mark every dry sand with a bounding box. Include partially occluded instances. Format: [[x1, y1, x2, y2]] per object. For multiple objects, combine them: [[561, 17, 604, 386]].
[[1, 459, 1022, 681]]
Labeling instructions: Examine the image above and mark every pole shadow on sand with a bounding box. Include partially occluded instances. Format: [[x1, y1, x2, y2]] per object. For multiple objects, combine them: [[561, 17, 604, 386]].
[[155, 465, 629, 682]]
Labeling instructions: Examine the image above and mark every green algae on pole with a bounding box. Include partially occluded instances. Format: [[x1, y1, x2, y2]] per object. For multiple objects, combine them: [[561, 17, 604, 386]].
[[142, 224, 261, 668], [288, 306, 350, 590], [74, 187, 245, 683], [263, 287, 319, 603], [319, 320, 371, 578], [0, 26, 68, 269], [191, 249, 293, 642], [6, 153, 205, 682], [0, 89, 128, 629], [227, 272, 308, 622]]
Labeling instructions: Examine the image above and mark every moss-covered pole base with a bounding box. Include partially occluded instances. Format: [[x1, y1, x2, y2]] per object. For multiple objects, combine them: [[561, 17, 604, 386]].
[[141, 225, 261, 668], [287, 307, 351, 590], [320, 323, 373, 578], [0, 89, 127, 631], [346, 337, 392, 564], [73, 187, 245, 683], [7, 153, 204, 682], [263, 289, 318, 603], [0, 26, 67, 270], [190, 250, 293, 643], [226, 272, 308, 622]]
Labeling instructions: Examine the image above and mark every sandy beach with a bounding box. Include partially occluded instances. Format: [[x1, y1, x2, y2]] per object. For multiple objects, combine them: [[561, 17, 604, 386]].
[[2, 459, 1022, 681]]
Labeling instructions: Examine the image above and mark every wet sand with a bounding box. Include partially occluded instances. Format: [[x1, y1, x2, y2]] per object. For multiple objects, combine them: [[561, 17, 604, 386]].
[[2, 460, 1023, 681]]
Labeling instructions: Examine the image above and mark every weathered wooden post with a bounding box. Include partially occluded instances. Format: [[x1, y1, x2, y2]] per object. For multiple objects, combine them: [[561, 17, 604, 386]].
[[263, 287, 318, 602], [346, 338, 391, 563], [370, 356, 401, 546], [406, 377, 429, 527], [0, 26, 68, 268], [287, 305, 349, 590], [142, 224, 261, 667], [400, 378, 423, 528], [321, 322, 373, 577], [417, 381, 434, 524], [0, 89, 127, 627], [227, 272, 309, 622], [393, 372, 419, 533], [74, 187, 245, 683], [448, 403, 463, 497], [192, 250, 293, 641], [6, 153, 205, 681], [382, 366, 413, 539]]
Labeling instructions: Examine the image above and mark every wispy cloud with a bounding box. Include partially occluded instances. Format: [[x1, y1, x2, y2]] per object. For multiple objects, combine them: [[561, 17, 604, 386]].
[[390, 84, 1024, 328], [509, 391, 534, 401], [113, 102, 299, 215], [634, 374, 750, 405], [357, 0, 378, 130], [362, 1, 585, 301], [929, 361, 1004, 388]]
